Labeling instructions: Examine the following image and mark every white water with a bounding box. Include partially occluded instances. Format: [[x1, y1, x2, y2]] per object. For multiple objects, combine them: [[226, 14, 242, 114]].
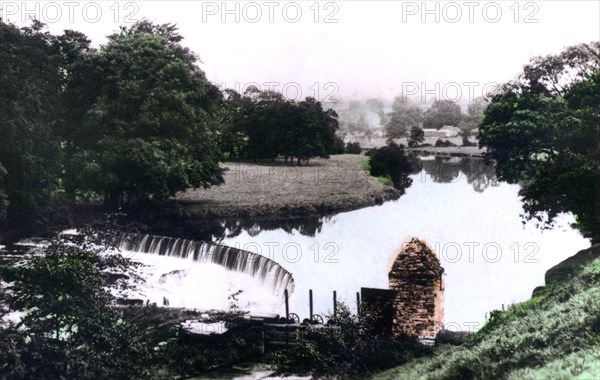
[[125, 252, 286, 314], [118, 236, 294, 315]]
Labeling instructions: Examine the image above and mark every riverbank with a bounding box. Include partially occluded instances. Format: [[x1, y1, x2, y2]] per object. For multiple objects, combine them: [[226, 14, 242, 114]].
[[173, 154, 401, 219], [371, 244, 600, 380], [407, 146, 485, 158]]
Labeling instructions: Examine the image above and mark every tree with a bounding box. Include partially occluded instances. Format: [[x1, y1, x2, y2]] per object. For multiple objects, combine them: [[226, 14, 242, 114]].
[[368, 142, 415, 191], [229, 88, 339, 164], [63, 24, 224, 207], [460, 97, 488, 132], [0, 20, 65, 236], [385, 97, 424, 139], [3, 219, 154, 378], [346, 142, 362, 154], [423, 100, 462, 130], [408, 127, 425, 148], [479, 42, 599, 240]]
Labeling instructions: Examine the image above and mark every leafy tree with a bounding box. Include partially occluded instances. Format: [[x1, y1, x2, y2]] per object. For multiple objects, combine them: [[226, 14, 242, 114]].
[[218, 89, 249, 159], [460, 97, 488, 132], [385, 97, 424, 139], [479, 42, 599, 240], [1, 219, 155, 378], [435, 139, 456, 147], [0, 20, 65, 236], [368, 142, 415, 191], [63, 24, 224, 207], [332, 134, 346, 154], [228, 88, 339, 164], [423, 100, 463, 130], [346, 142, 362, 154], [408, 126, 425, 148]]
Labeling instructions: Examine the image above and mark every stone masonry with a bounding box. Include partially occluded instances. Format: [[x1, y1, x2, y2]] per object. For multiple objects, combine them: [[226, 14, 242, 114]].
[[388, 238, 444, 339]]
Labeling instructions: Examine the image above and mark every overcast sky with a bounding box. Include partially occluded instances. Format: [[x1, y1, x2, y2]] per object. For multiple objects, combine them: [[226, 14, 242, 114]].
[[3, 1, 599, 103]]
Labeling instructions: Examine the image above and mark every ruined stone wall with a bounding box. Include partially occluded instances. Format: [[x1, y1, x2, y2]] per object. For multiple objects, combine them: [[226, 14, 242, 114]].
[[388, 238, 444, 339]]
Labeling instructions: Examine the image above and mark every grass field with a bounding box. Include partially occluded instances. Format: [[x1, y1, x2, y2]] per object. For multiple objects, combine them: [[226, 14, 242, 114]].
[[174, 154, 400, 218]]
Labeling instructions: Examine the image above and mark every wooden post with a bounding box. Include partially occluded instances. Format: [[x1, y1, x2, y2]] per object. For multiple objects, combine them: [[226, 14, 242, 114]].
[[356, 292, 360, 316], [309, 289, 313, 320], [284, 289, 289, 320], [333, 290, 337, 320]]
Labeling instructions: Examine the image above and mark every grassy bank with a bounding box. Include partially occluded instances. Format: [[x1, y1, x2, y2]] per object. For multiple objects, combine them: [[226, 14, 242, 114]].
[[372, 245, 600, 380], [175, 154, 401, 219]]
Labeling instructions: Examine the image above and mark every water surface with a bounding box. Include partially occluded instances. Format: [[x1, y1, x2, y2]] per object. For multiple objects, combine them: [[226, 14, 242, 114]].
[[211, 156, 590, 329]]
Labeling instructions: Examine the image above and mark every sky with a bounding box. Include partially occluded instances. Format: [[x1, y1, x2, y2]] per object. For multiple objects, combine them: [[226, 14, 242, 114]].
[[2, 0, 599, 104]]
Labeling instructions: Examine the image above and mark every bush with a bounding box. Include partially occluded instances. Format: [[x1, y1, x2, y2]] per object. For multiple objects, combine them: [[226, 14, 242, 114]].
[[345, 142, 362, 154], [270, 303, 429, 378], [368, 142, 416, 191], [0, 219, 262, 379], [333, 134, 346, 154], [462, 135, 477, 147], [434, 139, 456, 147], [408, 127, 425, 148]]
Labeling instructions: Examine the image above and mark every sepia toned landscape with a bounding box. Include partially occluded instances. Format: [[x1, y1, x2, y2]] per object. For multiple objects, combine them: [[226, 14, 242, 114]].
[[0, 1, 599, 379]]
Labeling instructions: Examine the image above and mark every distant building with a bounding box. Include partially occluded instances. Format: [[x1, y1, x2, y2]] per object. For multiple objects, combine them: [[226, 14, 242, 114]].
[[423, 126, 460, 138], [439, 125, 460, 137], [423, 128, 448, 138]]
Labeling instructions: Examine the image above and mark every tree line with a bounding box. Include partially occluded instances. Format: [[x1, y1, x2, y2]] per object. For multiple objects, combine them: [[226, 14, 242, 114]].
[[384, 97, 487, 141], [0, 19, 340, 237], [479, 41, 599, 241], [333, 96, 487, 143]]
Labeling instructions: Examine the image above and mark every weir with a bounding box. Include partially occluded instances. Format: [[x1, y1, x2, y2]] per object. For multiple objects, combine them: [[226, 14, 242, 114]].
[[118, 234, 295, 293]]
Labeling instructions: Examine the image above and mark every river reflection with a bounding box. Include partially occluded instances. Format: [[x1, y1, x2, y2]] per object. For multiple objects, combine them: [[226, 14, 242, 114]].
[[416, 155, 499, 192], [212, 155, 499, 240], [215, 155, 589, 329]]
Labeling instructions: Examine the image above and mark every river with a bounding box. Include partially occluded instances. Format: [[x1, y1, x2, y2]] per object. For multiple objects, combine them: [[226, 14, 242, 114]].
[[125, 155, 590, 331]]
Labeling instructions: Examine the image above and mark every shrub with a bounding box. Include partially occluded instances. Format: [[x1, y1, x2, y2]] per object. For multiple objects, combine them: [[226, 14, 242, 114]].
[[434, 139, 456, 147], [462, 135, 477, 147], [345, 142, 362, 154], [271, 303, 429, 378], [368, 142, 416, 191]]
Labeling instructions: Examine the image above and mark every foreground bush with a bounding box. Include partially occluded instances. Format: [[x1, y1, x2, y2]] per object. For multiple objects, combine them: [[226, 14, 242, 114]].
[[0, 221, 262, 379], [270, 304, 430, 379]]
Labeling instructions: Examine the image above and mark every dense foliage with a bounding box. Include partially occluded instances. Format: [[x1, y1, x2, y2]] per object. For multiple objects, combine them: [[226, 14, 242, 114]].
[[367, 142, 415, 191], [62, 27, 225, 207], [408, 126, 425, 148], [346, 142, 363, 154], [271, 303, 428, 379], [423, 100, 463, 130], [0, 21, 65, 233], [479, 42, 599, 240], [385, 98, 424, 139], [0, 19, 340, 238], [221, 88, 340, 164]]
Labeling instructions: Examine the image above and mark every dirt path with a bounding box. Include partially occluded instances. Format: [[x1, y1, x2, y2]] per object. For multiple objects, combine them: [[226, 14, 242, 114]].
[[174, 154, 400, 219]]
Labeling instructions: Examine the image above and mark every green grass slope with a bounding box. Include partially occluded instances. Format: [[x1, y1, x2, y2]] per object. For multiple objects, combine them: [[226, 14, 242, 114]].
[[372, 245, 600, 380]]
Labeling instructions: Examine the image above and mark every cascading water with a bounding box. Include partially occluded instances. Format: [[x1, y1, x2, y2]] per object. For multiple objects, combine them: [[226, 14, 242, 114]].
[[118, 234, 295, 313]]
